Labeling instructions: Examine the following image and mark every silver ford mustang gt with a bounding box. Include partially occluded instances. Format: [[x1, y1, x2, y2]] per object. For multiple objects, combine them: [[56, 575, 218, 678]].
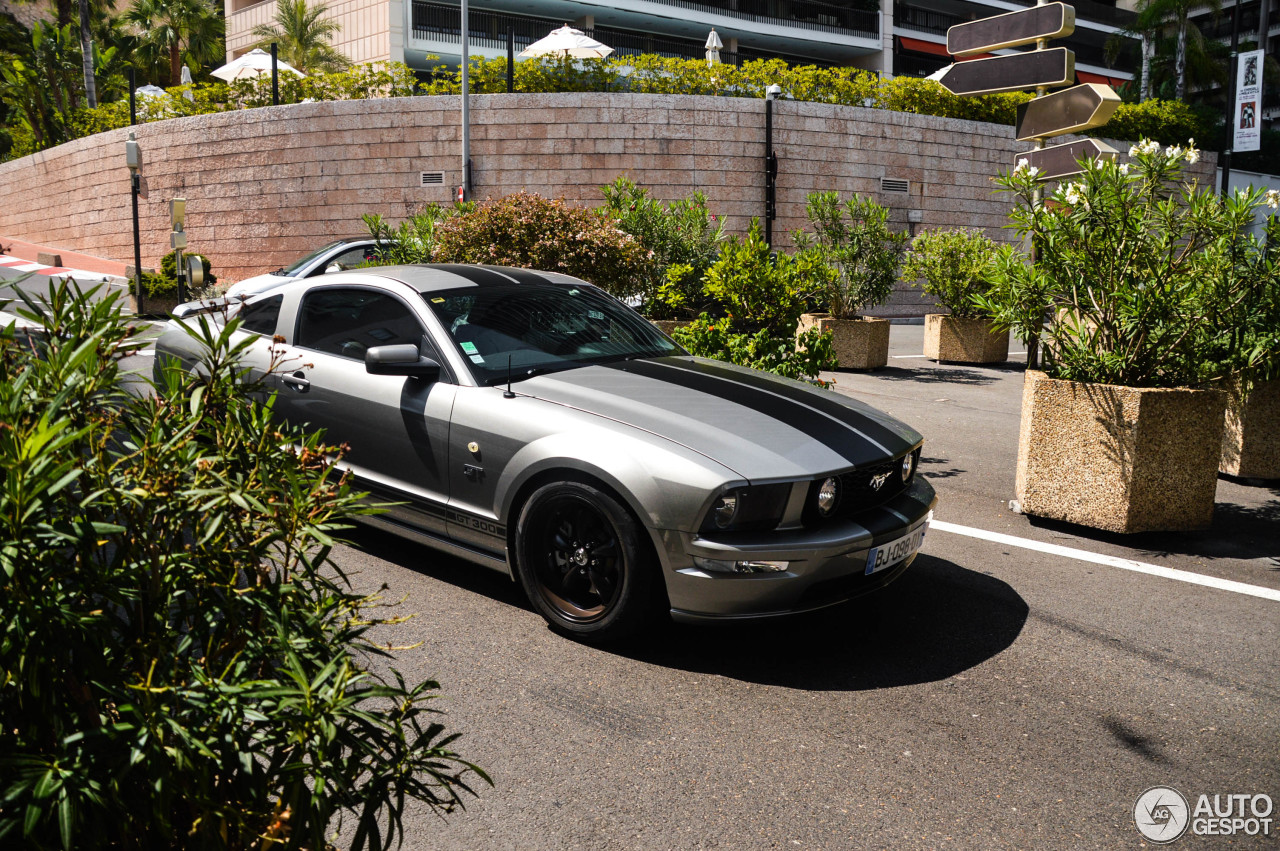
[[155, 264, 936, 641]]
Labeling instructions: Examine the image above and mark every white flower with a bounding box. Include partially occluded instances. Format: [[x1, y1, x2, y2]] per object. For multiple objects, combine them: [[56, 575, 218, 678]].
[[1167, 145, 1183, 159], [1119, 163, 1130, 175], [1186, 148, 1200, 164], [1016, 157, 1030, 169], [1267, 190, 1280, 210], [1027, 165, 1040, 178]]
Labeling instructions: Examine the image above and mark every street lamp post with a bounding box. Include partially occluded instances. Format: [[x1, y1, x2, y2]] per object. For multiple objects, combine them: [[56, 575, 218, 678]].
[[764, 84, 780, 247], [126, 131, 143, 315], [460, 0, 471, 201]]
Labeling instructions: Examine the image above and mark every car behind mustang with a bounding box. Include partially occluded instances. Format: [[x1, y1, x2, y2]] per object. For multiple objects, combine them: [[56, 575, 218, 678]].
[[155, 264, 936, 641]]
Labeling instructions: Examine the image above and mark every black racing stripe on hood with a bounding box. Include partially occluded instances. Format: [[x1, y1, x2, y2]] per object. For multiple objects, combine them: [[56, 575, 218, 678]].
[[658, 358, 914, 456], [608, 359, 885, 468]]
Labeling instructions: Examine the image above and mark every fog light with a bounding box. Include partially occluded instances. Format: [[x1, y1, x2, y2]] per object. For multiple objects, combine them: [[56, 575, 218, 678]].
[[817, 477, 840, 516], [901, 452, 916, 482], [693, 557, 789, 574], [712, 493, 738, 528]]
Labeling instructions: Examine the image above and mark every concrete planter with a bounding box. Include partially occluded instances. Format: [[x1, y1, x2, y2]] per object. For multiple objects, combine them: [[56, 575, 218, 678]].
[[1015, 370, 1227, 534], [797, 314, 889, 370], [130, 292, 181, 317], [923, 314, 1009, 364], [1221, 378, 1280, 481], [650, 319, 691, 336]]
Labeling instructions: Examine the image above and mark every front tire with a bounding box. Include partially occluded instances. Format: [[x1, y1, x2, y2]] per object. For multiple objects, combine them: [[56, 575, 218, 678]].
[[514, 481, 656, 642]]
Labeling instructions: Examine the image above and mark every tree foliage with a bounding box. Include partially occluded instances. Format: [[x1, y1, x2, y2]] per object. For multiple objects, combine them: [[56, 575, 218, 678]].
[[250, 0, 349, 75], [792, 192, 909, 319], [902, 228, 999, 320], [0, 281, 488, 849], [979, 141, 1280, 388]]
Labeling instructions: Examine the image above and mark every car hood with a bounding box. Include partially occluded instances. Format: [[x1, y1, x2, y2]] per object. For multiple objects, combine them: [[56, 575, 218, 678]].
[[514, 356, 921, 481], [225, 272, 291, 297]]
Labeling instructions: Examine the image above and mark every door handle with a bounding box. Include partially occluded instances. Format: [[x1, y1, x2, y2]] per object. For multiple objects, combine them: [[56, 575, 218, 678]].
[[282, 370, 310, 392]]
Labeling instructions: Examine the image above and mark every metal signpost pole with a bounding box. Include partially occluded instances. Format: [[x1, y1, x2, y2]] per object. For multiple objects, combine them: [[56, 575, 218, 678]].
[[461, 0, 471, 202], [507, 27, 514, 94], [271, 42, 280, 106], [764, 84, 779, 248], [1220, 0, 1242, 195]]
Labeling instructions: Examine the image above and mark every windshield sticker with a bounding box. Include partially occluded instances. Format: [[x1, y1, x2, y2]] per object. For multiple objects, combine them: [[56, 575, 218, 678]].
[[469, 354, 485, 364], [461, 341, 478, 354], [431, 297, 445, 303]]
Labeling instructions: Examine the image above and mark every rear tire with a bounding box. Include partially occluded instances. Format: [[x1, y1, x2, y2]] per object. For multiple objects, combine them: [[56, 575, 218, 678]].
[[514, 481, 656, 642]]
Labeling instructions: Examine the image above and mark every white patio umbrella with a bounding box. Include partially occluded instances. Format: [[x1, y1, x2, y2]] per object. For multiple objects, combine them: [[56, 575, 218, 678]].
[[519, 25, 613, 59], [211, 48, 305, 82], [705, 29, 723, 66]]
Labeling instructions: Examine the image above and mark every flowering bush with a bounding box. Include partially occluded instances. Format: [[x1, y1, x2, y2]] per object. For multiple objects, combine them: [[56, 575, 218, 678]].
[[902, 228, 999, 319], [600, 176, 725, 319], [791, 192, 909, 319], [362, 202, 472, 265], [673, 317, 837, 383], [978, 139, 1279, 388], [430, 191, 649, 299]]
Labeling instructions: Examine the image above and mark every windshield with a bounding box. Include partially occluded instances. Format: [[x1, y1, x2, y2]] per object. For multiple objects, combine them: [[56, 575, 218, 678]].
[[424, 283, 683, 385], [280, 241, 345, 276]]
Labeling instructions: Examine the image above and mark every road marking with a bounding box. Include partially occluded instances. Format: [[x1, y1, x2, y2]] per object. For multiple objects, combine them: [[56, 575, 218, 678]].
[[931, 519, 1280, 602]]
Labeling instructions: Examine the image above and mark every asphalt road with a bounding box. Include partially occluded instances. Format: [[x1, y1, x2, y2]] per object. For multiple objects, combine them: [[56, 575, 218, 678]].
[[306, 326, 1279, 850]]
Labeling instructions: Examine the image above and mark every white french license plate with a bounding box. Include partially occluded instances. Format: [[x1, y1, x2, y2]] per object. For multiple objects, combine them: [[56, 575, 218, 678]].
[[865, 523, 927, 575]]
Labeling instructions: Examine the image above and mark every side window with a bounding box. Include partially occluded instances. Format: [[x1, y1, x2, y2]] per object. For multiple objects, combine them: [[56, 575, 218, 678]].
[[315, 246, 375, 274], [296, 288, 425, 361], [238, 295, 282, 336]]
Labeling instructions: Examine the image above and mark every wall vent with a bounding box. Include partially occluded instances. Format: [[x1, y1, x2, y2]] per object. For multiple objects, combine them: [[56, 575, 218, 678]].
[[880, 177, 910, 194], [420, 171, 445, 186]]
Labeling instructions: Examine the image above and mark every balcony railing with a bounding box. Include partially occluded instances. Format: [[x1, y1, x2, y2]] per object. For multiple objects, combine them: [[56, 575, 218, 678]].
[[411, 2, 837, 65], [893, 3, 964, 36], [414, 0, 877, 43]]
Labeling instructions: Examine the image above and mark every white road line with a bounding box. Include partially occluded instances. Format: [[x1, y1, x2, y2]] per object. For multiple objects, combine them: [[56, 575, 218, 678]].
[[931, 519, 1280, 602]]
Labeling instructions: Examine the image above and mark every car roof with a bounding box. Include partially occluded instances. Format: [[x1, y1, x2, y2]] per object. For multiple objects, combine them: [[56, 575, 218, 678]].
[[359, 264, 589, 295]]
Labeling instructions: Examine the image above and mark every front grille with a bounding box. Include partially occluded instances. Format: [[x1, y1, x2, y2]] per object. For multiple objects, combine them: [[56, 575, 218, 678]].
[[803, 451, 916, 527]]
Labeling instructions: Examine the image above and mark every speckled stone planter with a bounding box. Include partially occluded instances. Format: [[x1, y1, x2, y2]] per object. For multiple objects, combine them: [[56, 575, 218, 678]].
[[797, 314, 889, 370], [1015, 371, 1227, 533], [649, 319, 691, 337], [923, 314, 1009, 364], [1221, 378, 1280, 481]]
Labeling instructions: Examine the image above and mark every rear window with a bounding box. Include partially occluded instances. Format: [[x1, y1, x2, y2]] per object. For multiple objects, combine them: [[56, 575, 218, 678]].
[[239, 295, 282, 336]]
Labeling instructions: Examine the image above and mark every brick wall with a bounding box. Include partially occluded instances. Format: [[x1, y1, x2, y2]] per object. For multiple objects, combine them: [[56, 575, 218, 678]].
[[0, 93, 1215, 316]]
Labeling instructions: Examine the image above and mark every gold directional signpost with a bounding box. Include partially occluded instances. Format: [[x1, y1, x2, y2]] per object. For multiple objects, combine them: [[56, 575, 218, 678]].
[[932, 1, 1120, 180]]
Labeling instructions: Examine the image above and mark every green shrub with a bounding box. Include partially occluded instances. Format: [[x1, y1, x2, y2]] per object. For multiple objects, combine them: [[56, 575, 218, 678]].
[[672, 220, 837, 381], [132, 251, 218, 299], [362, 203, 471, 266], [673, 316, 837, 382], [902, 227, 999, 319], [1085, 98, 1213, 146], [430, 191, 649, 299], [792, 192, 908, 318], [979, 140, 1278, 388], [600, 176, 725, 319], [0, 281, 488, 849]]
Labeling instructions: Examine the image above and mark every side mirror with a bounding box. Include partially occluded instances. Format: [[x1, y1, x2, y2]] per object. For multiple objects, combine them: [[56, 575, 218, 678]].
[[324, 263, 342, 274], [365, 344, 441, 380]]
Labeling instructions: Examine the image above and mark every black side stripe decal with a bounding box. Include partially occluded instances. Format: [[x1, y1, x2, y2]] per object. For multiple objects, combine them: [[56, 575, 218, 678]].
[[609, 358, 884, 468], [657, 358, 912, 455]]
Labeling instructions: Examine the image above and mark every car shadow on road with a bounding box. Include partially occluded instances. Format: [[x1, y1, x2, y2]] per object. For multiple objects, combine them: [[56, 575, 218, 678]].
[[618, 554, 1028, 691]]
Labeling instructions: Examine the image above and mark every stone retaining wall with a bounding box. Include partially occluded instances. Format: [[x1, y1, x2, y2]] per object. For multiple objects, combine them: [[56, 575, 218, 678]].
[[0, 93, 1215, 316]]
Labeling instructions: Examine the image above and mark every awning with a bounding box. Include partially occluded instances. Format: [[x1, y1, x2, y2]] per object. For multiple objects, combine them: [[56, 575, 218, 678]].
[[1076, 69, 1127, 87], [897, 36, 994, 61]]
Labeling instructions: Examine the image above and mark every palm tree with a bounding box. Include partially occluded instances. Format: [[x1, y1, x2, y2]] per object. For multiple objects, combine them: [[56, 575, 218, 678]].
[[123, 0, 223, 86], [251, 0, 349, 75], [1135, 0, 1222, 101]]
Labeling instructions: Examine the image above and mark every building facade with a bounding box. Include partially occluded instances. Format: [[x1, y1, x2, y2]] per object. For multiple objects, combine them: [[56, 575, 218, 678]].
[[225, 0, 1136, 85]]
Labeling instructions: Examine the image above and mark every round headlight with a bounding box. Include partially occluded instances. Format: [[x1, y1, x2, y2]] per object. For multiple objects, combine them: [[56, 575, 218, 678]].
[[817, 477, 840, 517], [713, 493, 738, 528], [901, 452, 916, 482]]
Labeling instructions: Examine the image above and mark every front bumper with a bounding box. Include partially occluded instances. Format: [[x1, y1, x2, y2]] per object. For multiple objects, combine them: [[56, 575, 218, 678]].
[[659, 476, 937, 622]]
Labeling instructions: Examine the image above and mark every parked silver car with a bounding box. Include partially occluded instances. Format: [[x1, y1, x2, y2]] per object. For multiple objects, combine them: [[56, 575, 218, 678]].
[[223, 238, 379, 299], [155, 265, 936, 641]]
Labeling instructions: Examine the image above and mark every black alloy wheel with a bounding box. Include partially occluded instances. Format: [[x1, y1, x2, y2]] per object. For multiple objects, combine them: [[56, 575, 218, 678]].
[[515, 481, 655, 641]]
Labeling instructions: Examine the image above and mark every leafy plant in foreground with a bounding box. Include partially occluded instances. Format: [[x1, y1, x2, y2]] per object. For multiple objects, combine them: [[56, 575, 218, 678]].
[[0, 281, 488, 850]]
